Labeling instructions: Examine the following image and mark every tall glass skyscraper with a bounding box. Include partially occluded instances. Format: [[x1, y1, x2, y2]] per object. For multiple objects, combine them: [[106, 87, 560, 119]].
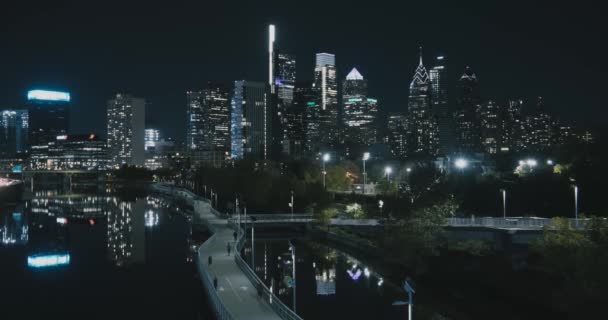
[[342, 68, 378, 147], [455, 66, 482, 153], [407, 51, 438, 156], [230, 81, 268, 160], [313, 53, 338, 151], [107, 94, 145, 167], [429, 56, 452, 155], [0, 110, 28, 157], [186, 90, 204, 150], [27, 90, 70, 164]]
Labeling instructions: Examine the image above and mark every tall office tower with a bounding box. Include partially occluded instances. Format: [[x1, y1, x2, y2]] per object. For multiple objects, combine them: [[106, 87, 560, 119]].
[[500, 99, 525, 152], [285, 81, 313, 158], [387, 112, 408, 159], [313, 53, 339, 150], [230, 81, 269, 160], [107, 94, 145, 167], [525, 97, 553, 151], [276, 53, 297, 156], [429, 56, 452, 154], [455, 66, 482, 154], [187, 84, 231, 166], [479, 100, 501, 154], [268, 24, 276, 94], [186, 90, 204, 150], [203, 83, 231, 153], [276, 53, 297, 105], [145, 129, 160, 152], [27, 90, 70, 164], [342, 68, 378, 147], [0, 110, 28, 157], [407, 51, 439, 156]]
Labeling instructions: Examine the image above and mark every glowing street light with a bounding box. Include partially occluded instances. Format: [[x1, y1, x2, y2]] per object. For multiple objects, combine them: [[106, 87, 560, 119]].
[[322, 153, 330, 189], [546, 159, 554, 165], [526, 159, 537, 167], [362, 152, 370, 194], [406, 167, 412, 173], [385, 166, 392, 182], [455, 158, 468, 169]]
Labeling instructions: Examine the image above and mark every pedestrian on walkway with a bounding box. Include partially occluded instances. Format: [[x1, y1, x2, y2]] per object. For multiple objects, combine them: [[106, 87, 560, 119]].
[[208, 255, 212, 266], [213, 276, 218, 289], [227, 242, 231, 256], [233, 231, 237, 241]]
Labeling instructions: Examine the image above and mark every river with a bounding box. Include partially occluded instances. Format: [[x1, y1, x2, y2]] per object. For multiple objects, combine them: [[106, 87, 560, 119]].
[[0, 186, 212, 319]]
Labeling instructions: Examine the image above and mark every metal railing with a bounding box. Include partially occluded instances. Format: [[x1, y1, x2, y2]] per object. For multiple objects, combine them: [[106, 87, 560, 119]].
[[228, 214, 313, 224], [197, 230, 234, 320], [232, 221, 304, 320], [446, 216, 589, 230]]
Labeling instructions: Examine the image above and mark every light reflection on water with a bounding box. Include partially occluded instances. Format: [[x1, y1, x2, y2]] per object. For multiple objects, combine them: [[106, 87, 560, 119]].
[[0, 189, 207, 319]]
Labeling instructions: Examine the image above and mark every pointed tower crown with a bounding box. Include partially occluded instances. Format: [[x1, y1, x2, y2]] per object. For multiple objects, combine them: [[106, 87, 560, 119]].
[[410, 46, 429, 88], [346, 67, 364, 80]]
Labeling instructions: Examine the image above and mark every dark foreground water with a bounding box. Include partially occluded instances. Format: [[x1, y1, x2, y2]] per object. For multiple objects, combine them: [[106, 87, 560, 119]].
[[0, 187, 213, 320]]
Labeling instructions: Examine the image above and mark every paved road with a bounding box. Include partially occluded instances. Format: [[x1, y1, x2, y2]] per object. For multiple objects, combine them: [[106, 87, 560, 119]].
[[197, 208, 282, 320]]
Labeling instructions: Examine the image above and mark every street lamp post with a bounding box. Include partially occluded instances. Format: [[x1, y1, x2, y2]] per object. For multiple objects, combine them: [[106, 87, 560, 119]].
[[500, 189, 507, 218], [289, 241, 296, 313], [322, 153, 330, 189], [363, 152, 370, 195], [573, 185, 579, 222], [290, 190, 294, 216]]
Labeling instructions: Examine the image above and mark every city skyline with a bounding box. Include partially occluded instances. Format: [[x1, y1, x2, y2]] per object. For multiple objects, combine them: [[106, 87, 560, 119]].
[[0, 1, 604, 142]]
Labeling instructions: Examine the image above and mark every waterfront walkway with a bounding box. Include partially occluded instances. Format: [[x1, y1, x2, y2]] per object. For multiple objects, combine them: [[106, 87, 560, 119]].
[[196, 203, 282, 320]]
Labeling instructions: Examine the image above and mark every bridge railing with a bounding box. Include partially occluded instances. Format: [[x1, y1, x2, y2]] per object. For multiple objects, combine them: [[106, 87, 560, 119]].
[[228, 214, 313, 224], [197, 228, 235, 320], [446, 216, 589, 230], [232, 221, 303, 320]]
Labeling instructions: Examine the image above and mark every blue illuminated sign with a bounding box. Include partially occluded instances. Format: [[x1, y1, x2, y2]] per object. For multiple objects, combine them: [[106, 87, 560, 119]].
[[27, 253, 70, 268], [27, 90, 71, 102], [12, 165, 22, 173]]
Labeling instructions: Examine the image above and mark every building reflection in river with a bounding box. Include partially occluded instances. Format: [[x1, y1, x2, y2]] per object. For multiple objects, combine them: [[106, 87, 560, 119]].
[[0, 211, 28, 246], [107, 198, 146, 267]]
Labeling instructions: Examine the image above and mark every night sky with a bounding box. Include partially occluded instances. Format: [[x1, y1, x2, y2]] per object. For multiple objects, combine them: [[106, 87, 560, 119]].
[[1, 1, 605, 142]]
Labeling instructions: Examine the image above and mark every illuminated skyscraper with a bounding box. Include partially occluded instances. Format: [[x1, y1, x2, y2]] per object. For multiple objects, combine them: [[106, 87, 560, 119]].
[[387, 112, 408, 159], [455, 66, 482, 153], [524, 97, 553, 151], [186, 90, 204, 150], [429, 56, 452, 154], [285, 81, 313, 158], [187, 84, 231, 165], [342, 68, 378, 147], [27, 90, 70, 164], [313, 53, 338, 150], [276, 53, 296, 105], [479, 100, 501, 154], [230, 81, 269, 160], [0, 110, 28, 157], [106, 94, 145, 167], [407, 50, 439, 156], [145, 129, 160, 152]]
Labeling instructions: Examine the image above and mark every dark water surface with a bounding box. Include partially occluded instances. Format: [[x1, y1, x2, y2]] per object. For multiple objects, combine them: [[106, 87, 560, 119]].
[[0, 188, 212, 320]]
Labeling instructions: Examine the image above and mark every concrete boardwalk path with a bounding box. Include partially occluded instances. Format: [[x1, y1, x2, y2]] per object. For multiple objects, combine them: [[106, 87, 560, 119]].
[[197, 208, 282, 320]]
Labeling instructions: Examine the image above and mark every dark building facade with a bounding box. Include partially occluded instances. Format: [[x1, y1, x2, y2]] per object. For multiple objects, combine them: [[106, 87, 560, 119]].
[[429, 56, 452, 155], [0, 110, 28, 157], [27, 90, 70, 162], [455, 67, 482, 154], [230, 81, 269, 160]]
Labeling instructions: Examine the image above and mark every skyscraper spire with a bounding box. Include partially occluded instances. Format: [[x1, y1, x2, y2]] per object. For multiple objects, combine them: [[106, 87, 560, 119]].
[[419, 45, 423, 66]]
